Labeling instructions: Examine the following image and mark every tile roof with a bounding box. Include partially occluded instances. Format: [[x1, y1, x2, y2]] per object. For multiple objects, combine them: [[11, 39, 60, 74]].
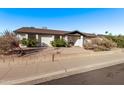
[[15, 27, 69, 35], [15, 27, 96, 37], [65, 30, 96, 37]]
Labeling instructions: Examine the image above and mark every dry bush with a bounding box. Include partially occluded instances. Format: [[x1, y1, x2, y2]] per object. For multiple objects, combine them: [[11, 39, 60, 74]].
[[0, 31, 19, 54], [93, 46, 110, 52], [100, 37, 117, 48], [84, 36, 117, 51], [91, 37, 102, 45], [84, 43, 94, 50]]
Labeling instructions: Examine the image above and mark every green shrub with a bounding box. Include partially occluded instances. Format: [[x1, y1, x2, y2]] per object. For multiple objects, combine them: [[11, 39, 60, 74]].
[[21, 38, 28, 46], [106, 35, 124, 48], [21, 38, 37, 47], [51, 38, 68, 47]]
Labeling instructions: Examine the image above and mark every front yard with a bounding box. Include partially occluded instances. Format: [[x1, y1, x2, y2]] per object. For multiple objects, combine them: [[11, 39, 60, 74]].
[[0, 47, 122, 64]]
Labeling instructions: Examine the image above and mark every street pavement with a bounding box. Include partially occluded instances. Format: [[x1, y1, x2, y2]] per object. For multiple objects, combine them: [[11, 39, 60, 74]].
[[0, 50, 124, 84], [39, 63, 124, 85]]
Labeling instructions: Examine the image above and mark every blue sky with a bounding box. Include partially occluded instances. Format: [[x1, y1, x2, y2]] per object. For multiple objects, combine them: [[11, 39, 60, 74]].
[[0, 8, 124, 35]]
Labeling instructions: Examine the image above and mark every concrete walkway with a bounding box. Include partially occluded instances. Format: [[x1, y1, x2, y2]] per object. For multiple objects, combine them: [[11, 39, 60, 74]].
[[0, 49, 124, 84]]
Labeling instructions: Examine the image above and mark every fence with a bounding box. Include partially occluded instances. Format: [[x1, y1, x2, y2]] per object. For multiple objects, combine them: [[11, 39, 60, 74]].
[[0, 51, 63, 65], [0, 48, 121, 65]]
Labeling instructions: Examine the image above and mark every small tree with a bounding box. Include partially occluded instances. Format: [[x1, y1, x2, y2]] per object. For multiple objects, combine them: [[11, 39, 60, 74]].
[[0, 31, 19, 54], [105, 31, 108, 34]]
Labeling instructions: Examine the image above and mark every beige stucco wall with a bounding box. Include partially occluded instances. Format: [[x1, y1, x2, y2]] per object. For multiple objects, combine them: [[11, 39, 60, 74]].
[[17, 33, 86, 47], [17, 33, 28, 40]]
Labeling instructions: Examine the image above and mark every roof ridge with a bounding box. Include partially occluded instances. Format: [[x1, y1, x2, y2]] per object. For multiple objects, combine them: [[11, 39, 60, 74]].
[[18, 27, 69, 32]]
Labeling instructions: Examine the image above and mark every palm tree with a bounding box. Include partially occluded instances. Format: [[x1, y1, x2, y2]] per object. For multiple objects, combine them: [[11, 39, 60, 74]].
[[105, 31, 109, 34]]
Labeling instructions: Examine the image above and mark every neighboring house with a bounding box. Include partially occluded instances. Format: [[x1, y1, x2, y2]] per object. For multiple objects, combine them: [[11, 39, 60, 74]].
[[14, 27, 96, 47]]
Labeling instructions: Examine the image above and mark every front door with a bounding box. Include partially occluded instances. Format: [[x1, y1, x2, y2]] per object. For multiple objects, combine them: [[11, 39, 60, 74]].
[[74, 36, 84, 47]]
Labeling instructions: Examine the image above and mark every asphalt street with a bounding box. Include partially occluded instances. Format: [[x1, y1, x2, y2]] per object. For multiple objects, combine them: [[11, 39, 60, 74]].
[[38, 63, 124, 85]]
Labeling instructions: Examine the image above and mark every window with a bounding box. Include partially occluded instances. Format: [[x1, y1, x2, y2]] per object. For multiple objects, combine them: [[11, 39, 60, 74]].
[[28, 34, 36, 39], [55, 35, 60, 39]]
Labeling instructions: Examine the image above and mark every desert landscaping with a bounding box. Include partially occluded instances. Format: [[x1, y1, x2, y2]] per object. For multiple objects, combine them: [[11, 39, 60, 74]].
[[0, 30, 124, 64], [0, 29, 124, 84]]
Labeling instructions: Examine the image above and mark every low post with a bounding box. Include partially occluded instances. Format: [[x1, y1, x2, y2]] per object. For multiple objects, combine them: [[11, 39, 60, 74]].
[[12, 56, 14, 62], [2, 55, 5, 63], [3, 57, 5, 63], [52, 53, 55, 62]]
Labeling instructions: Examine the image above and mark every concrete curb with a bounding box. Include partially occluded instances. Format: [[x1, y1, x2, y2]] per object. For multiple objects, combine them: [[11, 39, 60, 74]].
[[1, 58, 124, 85]]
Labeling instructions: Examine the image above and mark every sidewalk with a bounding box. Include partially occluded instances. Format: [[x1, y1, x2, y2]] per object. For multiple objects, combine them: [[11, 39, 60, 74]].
[[0, 49, 124, 84]]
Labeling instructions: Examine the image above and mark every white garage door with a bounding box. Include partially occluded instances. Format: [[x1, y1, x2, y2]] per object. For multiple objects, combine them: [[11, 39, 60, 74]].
[[41, 36, 53, 47]]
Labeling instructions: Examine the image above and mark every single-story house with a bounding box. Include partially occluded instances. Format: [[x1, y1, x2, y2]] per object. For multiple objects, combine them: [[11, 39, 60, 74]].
[[15, 27, 97, 47]]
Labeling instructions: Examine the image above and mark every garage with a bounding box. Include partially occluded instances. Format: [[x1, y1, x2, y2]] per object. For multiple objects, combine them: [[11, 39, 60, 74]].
[[41, 35, 54, 47]]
